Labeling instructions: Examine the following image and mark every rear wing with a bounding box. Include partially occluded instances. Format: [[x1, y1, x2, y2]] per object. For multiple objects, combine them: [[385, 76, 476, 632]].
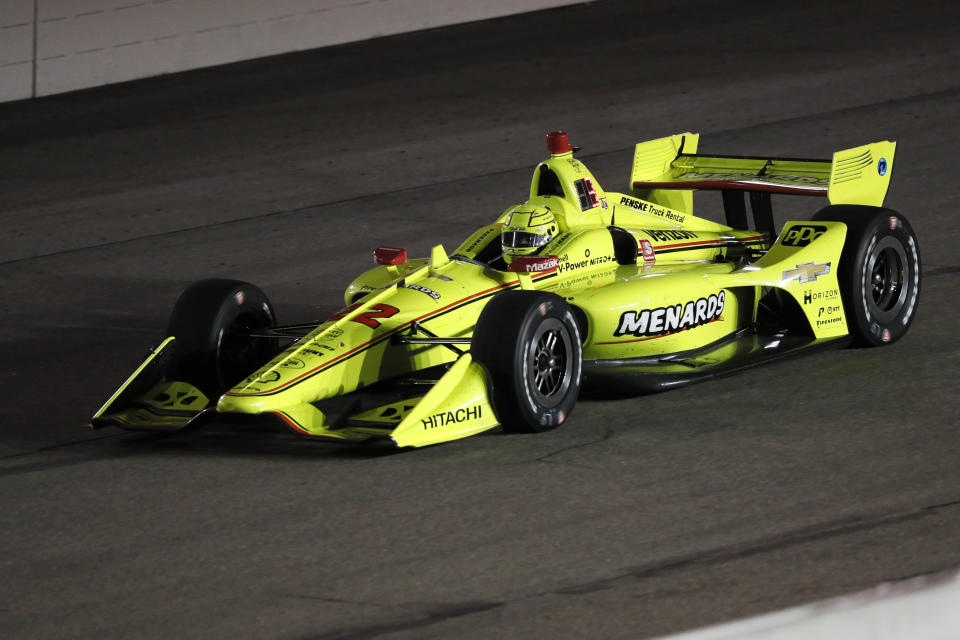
[[630, 133, 896, 231]]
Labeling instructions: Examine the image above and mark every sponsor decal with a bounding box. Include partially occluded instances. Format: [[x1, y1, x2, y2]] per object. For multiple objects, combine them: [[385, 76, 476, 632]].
[[878, 158, 888, 176], [803, 288, 839, 305], [639, 239, 655, 263], [615, 291, 725, 338], [547, 233, 571, 250], [783, 262, 830, 284], [402, 283, 441, 299], [782, 224, 827, 247], [310, 327, 344, 346], [556, 254, 615, 273], [508, 255, 560, 273], [815, 316, 842, 329], [677, 171, 828, 186], [641, 229, 698, 242], [618, 196, 685, 223], [818, 305, 842, 317], [463, 226, 499, 254], [574, 177, 600, 209], [257, 371, 280, 383], [422, 405, 482, 429], [559, 258, 587, 272], [589, 255, 612, 267], [281, 358, 305, 369]]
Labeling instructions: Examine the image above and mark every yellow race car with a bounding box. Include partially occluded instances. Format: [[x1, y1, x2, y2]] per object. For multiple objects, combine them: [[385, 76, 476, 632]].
[[91, 131, 920, 447]]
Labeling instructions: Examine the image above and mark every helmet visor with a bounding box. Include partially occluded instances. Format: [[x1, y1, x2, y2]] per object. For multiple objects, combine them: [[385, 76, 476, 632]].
[[502, 230, 552, 249]]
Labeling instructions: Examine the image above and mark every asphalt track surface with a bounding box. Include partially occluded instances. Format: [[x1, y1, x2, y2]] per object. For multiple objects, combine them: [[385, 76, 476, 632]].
[[2, 1, 959, 637]]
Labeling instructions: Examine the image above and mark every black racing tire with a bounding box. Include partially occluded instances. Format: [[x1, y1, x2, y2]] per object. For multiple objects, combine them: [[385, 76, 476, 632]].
[[812, 205, 920, 347], [472, 291, 582, 432], [166, 279, 278, 397]]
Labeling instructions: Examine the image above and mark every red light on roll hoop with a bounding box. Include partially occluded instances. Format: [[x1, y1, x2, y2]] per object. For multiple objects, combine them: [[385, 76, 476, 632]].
[[374, 246, 407, 265], [546, 131, 573, 155]]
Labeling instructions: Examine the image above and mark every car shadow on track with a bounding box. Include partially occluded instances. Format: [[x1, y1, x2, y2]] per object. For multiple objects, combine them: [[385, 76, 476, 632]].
[[106, 416, 403, 460]]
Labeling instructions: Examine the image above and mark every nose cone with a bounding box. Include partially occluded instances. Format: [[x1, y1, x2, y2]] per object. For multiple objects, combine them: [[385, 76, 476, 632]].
[[217, 360, 316, 412], [217, 326, 350, 413], [217, 390, 270, 413]]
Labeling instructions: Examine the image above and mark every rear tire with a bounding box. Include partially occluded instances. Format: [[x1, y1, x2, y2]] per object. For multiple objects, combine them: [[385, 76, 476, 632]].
[[166, 279, 278, 397], [812, 205, 920, 346], [472, 291, 582, 432]]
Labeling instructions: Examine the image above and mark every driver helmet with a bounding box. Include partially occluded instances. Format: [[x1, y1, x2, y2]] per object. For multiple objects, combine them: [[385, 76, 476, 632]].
[[501, 206, 558, 263]]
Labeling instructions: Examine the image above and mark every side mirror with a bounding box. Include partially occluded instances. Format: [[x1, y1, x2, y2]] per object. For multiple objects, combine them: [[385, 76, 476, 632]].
[[374, 247, 407, 266]]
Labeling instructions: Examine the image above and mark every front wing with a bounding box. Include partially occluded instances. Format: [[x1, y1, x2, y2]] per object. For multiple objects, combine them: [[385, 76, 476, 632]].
[[91, 345, 500, 448]]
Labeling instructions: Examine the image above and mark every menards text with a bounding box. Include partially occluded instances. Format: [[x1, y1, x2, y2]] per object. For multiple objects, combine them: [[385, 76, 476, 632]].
[[615, 291, 725, 337]]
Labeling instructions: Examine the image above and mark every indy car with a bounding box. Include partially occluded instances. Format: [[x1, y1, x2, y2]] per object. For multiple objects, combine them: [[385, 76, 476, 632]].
[[91, 131, 920, 447]]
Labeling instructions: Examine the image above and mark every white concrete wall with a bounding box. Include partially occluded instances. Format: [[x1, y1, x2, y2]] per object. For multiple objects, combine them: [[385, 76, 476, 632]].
[[660, 570, 960, 640], [0, 0, 584, 102], [0, 0, 34, 101]]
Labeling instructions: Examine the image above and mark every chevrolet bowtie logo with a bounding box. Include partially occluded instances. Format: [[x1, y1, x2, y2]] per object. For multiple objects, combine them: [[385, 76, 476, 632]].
[[782, 261, 831, 284]]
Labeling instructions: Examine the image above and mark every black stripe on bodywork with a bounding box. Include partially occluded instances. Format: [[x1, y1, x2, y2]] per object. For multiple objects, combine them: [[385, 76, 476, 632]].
[[653, 240, 766, 255], [654, 242, 727, 254]]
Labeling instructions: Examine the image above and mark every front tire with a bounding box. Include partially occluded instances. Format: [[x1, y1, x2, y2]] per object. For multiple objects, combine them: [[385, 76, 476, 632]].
[[472, 291, 582, 432], [812, 205, 920, 346], [166, 279, 278, 397]]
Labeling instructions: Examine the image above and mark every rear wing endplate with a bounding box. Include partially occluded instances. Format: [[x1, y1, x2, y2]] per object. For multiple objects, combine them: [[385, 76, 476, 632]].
[[631, 132, 896, 205], [630, 133, 895, 235]]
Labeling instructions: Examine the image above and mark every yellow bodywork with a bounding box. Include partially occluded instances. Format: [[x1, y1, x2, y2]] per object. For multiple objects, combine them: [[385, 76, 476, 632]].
[[92, 132, 896, 446], [631, 132, 895, 209]]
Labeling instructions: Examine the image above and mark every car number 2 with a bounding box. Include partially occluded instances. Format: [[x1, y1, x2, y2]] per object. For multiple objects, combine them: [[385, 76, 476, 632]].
[[330, 303, 400, 329]]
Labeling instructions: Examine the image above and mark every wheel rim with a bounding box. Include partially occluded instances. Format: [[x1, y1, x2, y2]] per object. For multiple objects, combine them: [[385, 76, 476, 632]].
[[864, 237, 909, 323], [526, 317, 573, 408]]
